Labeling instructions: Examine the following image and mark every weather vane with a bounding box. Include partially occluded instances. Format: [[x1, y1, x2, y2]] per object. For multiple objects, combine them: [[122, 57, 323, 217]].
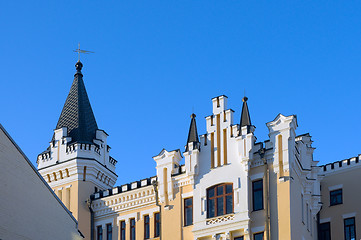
[[73, 43, 94, 61]]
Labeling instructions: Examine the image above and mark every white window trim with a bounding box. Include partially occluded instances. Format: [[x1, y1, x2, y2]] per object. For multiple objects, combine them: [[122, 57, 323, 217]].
[[251, 225, 265, 233], [182, 191, 193, 199], [320, 217, 331, 224], [250, 172, 264, 181], [328, 184, 343, 191], [343, 212, 356, 219]]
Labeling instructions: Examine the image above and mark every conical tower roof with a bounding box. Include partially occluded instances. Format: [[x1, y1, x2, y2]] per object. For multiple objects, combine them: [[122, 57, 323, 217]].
[[240, 96, 251, 128], [54, 61, 98, 144], [185, 113, 200, 152]]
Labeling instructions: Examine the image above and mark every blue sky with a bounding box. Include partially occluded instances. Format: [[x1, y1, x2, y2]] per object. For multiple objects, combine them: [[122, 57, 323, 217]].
[[1, 1, 361, 186]]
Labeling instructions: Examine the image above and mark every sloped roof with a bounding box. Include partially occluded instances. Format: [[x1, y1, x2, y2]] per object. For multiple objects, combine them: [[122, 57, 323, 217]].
[[54, 61, 98, 144], [185, 113, 200, 152], [240, 96, 251, 127]]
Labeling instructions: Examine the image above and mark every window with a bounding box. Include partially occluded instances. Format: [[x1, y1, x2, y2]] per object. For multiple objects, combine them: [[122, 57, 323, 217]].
[[252, 180, 263, 211], [207, 183, 233, 218], [254, 232, 264, 240], [130, 218, 136, 240], [96, 226, 103, 240], [319, 222, 331, 240], [106, 224, 112, 240], [154, 212, 161, 237], [120, 221, 126, 240], [184, 197, 193, 226], [330, 189, 342, 206], [234, 237, 244, 240], [344, 217, 356, 240], [144, 215, 150, 239]]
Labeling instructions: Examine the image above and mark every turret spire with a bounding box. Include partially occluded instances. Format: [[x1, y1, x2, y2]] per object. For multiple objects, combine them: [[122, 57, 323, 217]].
[[239, 96, 252, 134], [185, 113, 200, 152], [54, 61, 98, 144]]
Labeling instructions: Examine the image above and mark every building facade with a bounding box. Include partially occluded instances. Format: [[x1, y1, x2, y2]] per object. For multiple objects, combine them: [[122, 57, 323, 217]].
[[36, 61, 360, 240], [0, 124, 83, 240]]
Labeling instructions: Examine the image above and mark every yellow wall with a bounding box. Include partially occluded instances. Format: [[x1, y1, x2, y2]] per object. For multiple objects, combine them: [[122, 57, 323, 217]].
[[320, 167, 361, 240]]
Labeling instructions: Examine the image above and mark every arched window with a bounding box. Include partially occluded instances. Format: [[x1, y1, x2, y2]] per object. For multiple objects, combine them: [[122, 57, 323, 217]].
[[207, 183, 233, 218]]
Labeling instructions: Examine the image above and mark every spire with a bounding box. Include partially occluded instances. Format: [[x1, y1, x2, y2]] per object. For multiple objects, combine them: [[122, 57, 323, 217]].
[[54, 61, 98, 144], [185, 113, 200, 152], [240, 96, 252, 133]]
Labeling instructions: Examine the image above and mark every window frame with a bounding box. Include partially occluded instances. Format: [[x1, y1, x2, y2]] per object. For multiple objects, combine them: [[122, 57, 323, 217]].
[[130, 218, 136, 240], [106, 223, 112, 240], [154, 212, 161, 238], [234, 237, 244, 240], [120, 221, 126, 240], [206, 183, 233, 218], [344, 217, 356, 240], [96, 225, 103, 240], [319, 222, 331, 240], [184, 197, 193, 226], [252, 179, 264, 211], [144, 215, 150, 239], [253, 232, 264, 240], [330, 189, 343, 206]]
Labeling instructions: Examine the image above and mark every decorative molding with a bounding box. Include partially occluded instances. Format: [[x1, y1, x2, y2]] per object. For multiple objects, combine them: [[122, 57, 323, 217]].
[[206, 214, 235, 225]]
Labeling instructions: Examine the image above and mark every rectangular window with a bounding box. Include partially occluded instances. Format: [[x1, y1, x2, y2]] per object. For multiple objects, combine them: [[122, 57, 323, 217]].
[[252, 179, 263, 211], [130, 218, 136, 240], [344, 217, 356, 240], [106, 223, 112, 240], [144, 215, 150, 239], [330, 189, 342, 206], [234, 237, 244, 240], [96, 226, 103, 240], [254, 232, 264, 240], [120, 221, 126, 240], [154, 212, 160, 237], [319, 222, 331, 240], [184, 197, 193, 226]]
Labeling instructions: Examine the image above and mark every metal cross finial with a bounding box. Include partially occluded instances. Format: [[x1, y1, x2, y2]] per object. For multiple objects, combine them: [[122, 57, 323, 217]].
[[73, 43, 94, 61]]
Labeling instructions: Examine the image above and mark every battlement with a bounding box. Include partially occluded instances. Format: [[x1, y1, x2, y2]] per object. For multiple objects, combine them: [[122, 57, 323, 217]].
[[37, 150, 51, 164], [320, 155, 361, 174], [92, 176, 158, 200], [92, 164, 187, 201], [109, 156, 117, 166], [66, 142, 101, 155]]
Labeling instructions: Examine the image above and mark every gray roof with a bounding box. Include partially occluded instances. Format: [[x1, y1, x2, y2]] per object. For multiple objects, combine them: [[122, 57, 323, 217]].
[[54, 61, 98, 144], [240, 96, 251, 127], [185, 113, 200, 152]]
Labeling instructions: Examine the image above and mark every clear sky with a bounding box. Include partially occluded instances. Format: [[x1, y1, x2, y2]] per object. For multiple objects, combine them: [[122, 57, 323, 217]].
[[1, 1, 361, 186]]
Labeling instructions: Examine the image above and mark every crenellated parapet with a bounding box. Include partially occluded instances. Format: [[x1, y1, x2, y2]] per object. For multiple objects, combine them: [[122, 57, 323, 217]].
[[320, 155, 361, 174]]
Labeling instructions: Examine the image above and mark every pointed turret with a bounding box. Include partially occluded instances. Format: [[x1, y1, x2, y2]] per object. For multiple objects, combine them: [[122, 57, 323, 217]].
[[239, 96, 253, 135], [185, 113, 200, 152], [54, 60, 98, 144], [240, 96, 251, 127]]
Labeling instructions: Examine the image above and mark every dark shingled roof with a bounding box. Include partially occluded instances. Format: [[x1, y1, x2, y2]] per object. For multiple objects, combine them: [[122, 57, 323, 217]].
[[185, 113, 200, 152], [54, 61, 98, 144], [240, 96, 251, 127], [238, 96, 252, 136]]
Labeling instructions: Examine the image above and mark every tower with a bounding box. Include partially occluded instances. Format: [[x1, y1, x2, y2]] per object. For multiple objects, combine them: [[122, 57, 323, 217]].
[[37, 61, 117, 239]]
